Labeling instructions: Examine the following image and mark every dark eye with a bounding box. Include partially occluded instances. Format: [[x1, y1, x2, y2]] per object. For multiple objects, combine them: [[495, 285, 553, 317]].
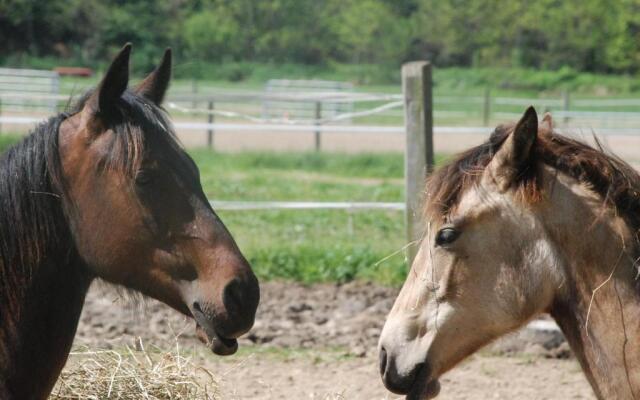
[[435, 227, 460, 246], [135, 170, 154, 186]]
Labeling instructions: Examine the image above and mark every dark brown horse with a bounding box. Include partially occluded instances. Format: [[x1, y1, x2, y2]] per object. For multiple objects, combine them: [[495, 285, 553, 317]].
[[0, 44, 259, 399]]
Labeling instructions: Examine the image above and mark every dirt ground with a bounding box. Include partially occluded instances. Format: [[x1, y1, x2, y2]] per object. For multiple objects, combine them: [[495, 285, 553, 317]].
[[70, 281, 595, 399], [206, 352, 593, 400]]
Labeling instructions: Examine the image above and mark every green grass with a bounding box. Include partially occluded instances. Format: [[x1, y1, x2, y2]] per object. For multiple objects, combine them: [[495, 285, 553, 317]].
[[190, 150, 408, 285], [0, 134, 21, 153], [190, 150, 404, 179]]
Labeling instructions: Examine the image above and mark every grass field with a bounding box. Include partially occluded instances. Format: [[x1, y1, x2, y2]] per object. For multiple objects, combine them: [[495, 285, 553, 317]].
[[191, 150, 409, 285], [2, 134, 417, 286], [0, 135, 20, 153]]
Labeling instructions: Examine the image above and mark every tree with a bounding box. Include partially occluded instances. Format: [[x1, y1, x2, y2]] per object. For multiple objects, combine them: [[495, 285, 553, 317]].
[[331, 0, 410, 64], [184, 9, 242, 62]]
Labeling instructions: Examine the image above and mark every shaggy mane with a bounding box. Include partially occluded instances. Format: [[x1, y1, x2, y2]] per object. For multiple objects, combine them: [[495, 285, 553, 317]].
[[425, 124, 640, 247]]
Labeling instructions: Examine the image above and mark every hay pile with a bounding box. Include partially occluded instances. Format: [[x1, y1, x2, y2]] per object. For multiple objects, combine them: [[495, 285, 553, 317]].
[[50, 339, 219, 399]]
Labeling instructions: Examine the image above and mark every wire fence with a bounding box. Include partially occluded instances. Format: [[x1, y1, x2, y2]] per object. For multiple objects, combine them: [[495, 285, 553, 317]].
[[209, 200, 405, 211], [6, 89, 640, 132], [166, 99, 404, 125]]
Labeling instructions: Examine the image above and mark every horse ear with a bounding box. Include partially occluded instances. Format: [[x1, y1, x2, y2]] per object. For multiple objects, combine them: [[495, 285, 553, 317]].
[[540, 112, 553, 133], [488, 106, 538, 191], [85, 43, 131, 118], [135, 48, 172, 105]]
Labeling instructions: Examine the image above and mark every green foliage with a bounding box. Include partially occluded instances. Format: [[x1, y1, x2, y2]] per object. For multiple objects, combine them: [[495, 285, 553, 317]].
[[5, 0, 640, 76], [330, 0, 410, 65], [183, 10, 242, 63]]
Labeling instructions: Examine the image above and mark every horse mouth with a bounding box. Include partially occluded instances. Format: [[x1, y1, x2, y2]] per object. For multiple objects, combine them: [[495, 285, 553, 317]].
[[406, 364, 441, 400], [191, 305, 238, 356], [195, 322, 238, 355]]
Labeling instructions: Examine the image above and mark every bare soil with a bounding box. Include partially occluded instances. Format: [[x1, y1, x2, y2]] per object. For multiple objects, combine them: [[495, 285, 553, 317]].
[[206, 352, 593, 400], [70, 281, 595, 399]]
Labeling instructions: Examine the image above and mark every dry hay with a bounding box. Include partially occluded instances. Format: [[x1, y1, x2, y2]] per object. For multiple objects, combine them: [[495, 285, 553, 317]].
[[50, 338, 219, 400]]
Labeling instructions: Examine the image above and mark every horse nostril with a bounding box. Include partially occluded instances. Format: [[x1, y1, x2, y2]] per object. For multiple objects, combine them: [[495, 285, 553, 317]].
[[223, 279, 245, 314], [193, 301, 203, 314], [379, 348, 422, 395], [379, 346, 388, 376]]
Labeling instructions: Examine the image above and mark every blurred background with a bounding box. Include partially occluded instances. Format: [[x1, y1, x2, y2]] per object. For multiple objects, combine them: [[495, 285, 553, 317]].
[[1, 1, 635, 398], [5, 0, 640, 83]]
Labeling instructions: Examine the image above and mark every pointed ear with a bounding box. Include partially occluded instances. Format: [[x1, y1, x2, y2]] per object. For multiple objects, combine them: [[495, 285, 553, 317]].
[[85, 43, 131, 117], [488, 106, 538, 191], [540, 112, 553, 133], [135, 48, 172, 105]]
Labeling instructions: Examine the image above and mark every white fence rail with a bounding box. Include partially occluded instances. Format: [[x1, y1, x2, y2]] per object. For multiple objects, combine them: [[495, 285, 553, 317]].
[[0, 68, 60, 112], [262, 79, 354, 122], [6, 89, 640, 131], [4, 116, 640, 137], [209, 200, 404, 211]]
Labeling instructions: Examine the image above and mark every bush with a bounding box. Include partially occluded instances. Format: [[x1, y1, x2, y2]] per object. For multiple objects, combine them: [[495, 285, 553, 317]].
[[183, 10, 243, 63]]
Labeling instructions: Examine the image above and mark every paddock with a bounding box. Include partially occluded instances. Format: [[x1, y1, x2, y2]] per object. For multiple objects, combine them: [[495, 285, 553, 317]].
[[2, 63, 638, 399]]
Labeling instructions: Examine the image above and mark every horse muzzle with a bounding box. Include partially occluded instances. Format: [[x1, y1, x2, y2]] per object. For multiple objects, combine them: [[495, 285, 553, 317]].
[[193, 308, 239, 356], [379, 348, 441, 400], [189, 272, 259, 356]]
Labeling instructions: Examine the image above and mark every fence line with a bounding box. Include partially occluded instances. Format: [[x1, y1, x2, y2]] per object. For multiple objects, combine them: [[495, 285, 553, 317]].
[[7, 91, 640, 131], [209, 200, 404, 211], [5, 116, 640, 137], [10, 91, 640, 109], [166, 100, 404, 125]]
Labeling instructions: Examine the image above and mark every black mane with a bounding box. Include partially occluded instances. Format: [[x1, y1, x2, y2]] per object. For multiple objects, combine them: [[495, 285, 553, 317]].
[[0, 115, 71, 301]]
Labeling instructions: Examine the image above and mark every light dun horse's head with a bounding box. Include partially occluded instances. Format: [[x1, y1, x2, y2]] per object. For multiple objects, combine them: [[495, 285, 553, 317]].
[[59, 45, 259, 355], [379, 107, 564, 398]]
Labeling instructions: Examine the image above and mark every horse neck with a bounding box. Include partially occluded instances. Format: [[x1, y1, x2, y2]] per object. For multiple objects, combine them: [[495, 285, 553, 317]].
[[543, 174, 640, 399], [0, 132, 93, 399], [0, 252, 92, 400], [3, 256, 92, 400]]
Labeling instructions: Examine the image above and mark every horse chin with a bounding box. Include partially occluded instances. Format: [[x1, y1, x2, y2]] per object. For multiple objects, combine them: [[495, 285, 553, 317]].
[[406, 364, 441, 400], [406, 379, 440, 400], [195, 323, 238, 356]]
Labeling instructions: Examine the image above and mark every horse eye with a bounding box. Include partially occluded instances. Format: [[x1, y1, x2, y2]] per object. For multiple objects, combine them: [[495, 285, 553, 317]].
[[435, 227, 460, 246], [135, 170, 154, 186]]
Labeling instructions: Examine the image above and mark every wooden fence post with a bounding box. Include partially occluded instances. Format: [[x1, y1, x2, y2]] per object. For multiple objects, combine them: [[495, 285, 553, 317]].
[[562, 90, 570, 125], [314, 101, 322, 151], [403, 61, 434, 265], [191, 80, 198, 109], [207, 100, 214, 149], [483, 87, 491, 126]]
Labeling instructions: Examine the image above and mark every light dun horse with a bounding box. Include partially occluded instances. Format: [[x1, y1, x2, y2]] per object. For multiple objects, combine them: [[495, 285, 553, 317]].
[[0, 45, 259, 399], [379, 107, 640, 399]]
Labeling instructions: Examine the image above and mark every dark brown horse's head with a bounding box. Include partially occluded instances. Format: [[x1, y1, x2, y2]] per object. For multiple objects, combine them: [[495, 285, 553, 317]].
[[58, 44, 259, 355]]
